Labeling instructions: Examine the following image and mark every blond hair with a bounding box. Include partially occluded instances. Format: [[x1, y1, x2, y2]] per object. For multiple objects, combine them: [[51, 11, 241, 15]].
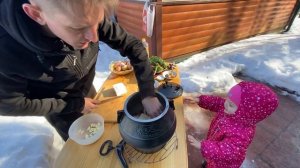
[[30, 0, 119, 16]]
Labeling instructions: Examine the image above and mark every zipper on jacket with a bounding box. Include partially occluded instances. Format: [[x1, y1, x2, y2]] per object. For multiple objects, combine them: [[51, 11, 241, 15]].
[[66, 55, 84, 78], [72, 55, 77, 66]]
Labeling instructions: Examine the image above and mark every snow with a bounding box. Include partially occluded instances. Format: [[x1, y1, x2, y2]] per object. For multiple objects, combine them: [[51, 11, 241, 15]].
[[0, 116, 64, 168], [178, 34, 300, 101]]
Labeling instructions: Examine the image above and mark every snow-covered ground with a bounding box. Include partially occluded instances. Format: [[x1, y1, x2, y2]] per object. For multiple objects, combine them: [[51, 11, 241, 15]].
[[0, 116, 63, 168], [0, 14, 298, 168], [178, 33, 300, 101]]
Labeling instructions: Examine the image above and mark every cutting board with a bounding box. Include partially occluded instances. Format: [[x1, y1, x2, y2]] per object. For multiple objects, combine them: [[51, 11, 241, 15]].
[[93, 72, 139, 122]]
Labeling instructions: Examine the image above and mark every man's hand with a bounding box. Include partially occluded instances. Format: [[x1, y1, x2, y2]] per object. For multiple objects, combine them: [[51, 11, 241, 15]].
[[188, 135, 201, 150], [81, 98, 101, 114], [142, 96, 162, 118]]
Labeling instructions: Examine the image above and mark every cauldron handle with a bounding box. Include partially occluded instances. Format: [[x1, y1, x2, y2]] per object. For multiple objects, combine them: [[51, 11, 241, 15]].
[[117, 110, 125, 123], [169, 100, 175, 110], [116, 140, 128, 168]]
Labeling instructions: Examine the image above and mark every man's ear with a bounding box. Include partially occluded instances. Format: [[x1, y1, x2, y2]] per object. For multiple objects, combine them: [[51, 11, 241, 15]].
[[22, 3, 46, 25]]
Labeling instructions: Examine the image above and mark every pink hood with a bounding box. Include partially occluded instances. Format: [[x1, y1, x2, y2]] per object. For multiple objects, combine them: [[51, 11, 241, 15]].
[[228, 81, 279, 126]]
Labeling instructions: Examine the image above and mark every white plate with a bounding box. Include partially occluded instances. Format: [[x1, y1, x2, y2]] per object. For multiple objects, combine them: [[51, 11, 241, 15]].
[[69, 113, 104, 145], [162, 70, 177, 79], [155, 74, 165, 81]]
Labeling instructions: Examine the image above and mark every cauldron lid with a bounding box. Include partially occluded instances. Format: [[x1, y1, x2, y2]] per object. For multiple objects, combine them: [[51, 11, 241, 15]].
[[157, 82, 183, 99]]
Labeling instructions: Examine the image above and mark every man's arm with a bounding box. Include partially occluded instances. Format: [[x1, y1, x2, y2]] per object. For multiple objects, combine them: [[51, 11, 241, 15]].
[[0, 72, 83, 116], [98, 18, 155, 99]]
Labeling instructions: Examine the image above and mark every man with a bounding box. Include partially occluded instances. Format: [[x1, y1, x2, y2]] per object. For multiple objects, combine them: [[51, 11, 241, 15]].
[[0, 0, 161, 141]]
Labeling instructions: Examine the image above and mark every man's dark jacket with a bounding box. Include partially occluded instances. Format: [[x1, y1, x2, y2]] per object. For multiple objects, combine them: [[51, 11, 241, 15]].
[[0, 0, 155, 116]]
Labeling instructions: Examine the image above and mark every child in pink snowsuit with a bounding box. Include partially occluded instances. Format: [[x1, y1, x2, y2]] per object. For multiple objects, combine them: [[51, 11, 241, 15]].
[[187, 81, 279, 168]]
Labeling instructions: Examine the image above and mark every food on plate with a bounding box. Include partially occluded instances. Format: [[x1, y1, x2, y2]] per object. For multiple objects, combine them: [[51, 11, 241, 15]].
[[110, 60, 133, 75], [149, 56, 168, 74], [167, 62, 176, 70], [155, 74, 165, 81], [78, 122, 102, 139], [112, 60, 132, 72], [163, 70, 177, 79], [155, 70, 177, 81], [149, 56, 176, 75]]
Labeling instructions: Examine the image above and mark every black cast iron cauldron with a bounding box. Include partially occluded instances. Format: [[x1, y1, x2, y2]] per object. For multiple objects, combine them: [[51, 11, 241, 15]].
[[117, 91, 177, 153]]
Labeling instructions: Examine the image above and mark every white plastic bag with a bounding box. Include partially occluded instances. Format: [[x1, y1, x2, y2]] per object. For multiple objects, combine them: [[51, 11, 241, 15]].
[[142, 0, 155, 37]]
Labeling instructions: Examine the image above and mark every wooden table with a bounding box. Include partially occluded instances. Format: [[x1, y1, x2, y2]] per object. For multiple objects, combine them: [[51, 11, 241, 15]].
[[54, 68, 188, 168]]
